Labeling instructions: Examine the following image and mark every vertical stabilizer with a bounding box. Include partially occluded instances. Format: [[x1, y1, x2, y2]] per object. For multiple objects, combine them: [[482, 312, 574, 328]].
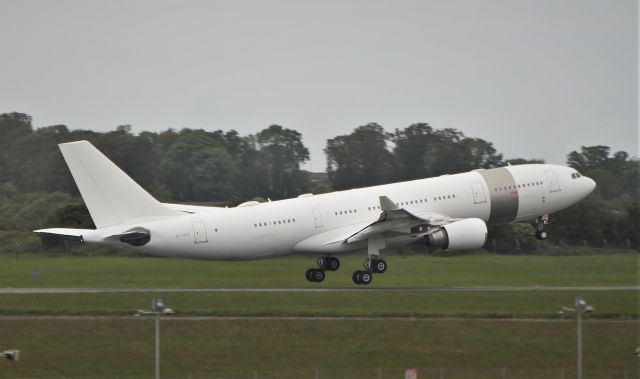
[[59, 141, 179, 228]]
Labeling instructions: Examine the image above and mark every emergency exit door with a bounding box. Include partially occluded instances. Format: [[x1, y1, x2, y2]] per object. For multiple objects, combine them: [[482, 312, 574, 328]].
[[545, 170, 561, 193], [312, 208, 323, 229], [470, 182, 487, 204]]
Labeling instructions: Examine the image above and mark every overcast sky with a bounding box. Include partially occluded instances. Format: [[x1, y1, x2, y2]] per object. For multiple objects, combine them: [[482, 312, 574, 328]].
[[1, 0, 637, 171]]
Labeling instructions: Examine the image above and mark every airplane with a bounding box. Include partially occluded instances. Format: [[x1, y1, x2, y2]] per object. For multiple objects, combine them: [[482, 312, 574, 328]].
[[35, 141, 596, 285]]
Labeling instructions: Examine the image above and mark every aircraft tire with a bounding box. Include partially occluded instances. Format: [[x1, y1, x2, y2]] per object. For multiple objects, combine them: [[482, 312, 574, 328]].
[[360, 271, 372, 285], [325, 257, 340, 272], [313, 269, 325, 282], [535, 231, 548, 240], [352, 270, 362, 285], [305, 268, 315, 282], [372, 259, 387, 274]]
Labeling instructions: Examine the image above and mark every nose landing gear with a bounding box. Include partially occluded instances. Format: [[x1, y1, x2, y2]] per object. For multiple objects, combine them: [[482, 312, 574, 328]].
[[535, 214, 549, 240]]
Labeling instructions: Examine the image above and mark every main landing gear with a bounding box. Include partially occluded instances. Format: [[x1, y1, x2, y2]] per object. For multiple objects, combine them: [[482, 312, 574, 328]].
[[305, 256, 340, 282], [535, 214, 549, 240], [352, 257, 388, 285]]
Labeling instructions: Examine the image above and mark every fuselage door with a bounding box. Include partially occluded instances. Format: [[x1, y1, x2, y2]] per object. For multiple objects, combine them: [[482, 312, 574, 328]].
[[191, 220, 208, 244], [545, 170, 561, 193], [470, 182, 487, 204], [312, 208, 323, 229]]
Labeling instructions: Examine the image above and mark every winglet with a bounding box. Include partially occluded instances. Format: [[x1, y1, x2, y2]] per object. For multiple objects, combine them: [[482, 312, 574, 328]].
[[379, 196, 399, 211]]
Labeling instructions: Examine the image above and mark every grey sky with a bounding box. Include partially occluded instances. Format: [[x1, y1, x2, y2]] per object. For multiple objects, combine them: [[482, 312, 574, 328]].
[[1, 0, 637, 172]]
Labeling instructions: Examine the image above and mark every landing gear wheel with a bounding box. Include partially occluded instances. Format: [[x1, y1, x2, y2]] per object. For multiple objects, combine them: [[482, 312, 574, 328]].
[[352, 270, 364, 285], [305, 268, 315, 282], [360, 271, 373, 285], [535, 230, 548, 240], [312, 268, 325, 282], [324, 257, 340, 272], [371, 259, 387, 274], [306, 268, 325, 282], [352, 270, 373, 285]]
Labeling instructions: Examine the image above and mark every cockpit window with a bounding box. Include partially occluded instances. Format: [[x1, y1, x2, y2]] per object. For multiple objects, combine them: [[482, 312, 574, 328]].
[[571, 172, 582, 179]]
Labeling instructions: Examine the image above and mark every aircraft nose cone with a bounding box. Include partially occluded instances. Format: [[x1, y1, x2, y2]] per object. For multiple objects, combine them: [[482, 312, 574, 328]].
[[585, 177, 596, 194]]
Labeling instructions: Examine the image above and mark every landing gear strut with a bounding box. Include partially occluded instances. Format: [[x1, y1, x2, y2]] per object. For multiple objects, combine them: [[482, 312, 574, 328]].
[[352, 236, 388, 285], [535, 214, 549, 240], [305, 256, 340, 283]]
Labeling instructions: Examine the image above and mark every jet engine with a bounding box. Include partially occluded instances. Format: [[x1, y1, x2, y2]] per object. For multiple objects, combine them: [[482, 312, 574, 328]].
[[425, 218, 487, 251]]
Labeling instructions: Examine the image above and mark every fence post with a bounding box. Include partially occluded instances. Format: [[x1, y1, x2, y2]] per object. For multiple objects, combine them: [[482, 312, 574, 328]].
[[501, 367, 507, 379], [253, 370, 258, 379], [315, 368, 320, 379], [560, 368, 565, 379], [439, 367, 444, 379], [626, 239, 631, 250], [492, 239, 497, 253], [377, 367, 382, 379]]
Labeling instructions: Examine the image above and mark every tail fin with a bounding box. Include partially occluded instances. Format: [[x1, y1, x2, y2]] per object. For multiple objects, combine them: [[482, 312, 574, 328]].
[[59, 141, 180, 228]]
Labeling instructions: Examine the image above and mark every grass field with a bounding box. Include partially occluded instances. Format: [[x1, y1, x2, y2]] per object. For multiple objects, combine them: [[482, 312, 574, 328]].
[[0, 318, 637, 379], [0, 290, 636, 319], [0, 253, 637, 288], [0, 253, 636, 378]]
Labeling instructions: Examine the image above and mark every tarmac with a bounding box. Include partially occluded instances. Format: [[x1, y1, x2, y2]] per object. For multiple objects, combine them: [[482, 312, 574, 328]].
[[0, 286, 636, 294]]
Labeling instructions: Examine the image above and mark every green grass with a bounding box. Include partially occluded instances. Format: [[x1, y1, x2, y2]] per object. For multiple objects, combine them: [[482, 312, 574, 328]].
[[0, 290, 636, 319], [0, 318, 636, 379], [0, 253, 636, 378], [0, 253, 637, 288]]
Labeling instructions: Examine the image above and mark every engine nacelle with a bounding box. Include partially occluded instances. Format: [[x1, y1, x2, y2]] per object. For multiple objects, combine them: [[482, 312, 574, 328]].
[[425, 218, 487, 251]]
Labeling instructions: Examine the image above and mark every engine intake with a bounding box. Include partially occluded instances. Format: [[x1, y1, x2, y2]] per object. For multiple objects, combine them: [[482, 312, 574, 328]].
[[425, 218, 487, 251]]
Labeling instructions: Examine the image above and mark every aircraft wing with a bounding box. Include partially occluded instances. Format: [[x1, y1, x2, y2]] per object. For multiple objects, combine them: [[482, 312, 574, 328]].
[[293, 196, 458, 254], [344, 196, 458, 243]]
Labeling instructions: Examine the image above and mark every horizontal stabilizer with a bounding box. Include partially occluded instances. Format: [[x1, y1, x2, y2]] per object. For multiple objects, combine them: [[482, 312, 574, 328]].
[[33, 228, 92, 238]]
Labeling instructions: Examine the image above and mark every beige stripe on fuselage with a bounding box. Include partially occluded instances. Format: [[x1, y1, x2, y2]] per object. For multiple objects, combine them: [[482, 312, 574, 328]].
[[477, 168, 519, 224]]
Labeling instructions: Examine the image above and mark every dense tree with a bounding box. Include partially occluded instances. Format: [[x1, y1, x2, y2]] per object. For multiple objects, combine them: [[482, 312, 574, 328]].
[[159, 131, 239, 201], [393, 124, 503, 181], [256, 125, 310, 199], [326, 123, 395, 190], [423, 129, 503, 176], [393, 123, 435, 181]]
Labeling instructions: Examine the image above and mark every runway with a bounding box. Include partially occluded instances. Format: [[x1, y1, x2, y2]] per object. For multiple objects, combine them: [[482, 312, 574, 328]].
[[0, 286, 636, 294]]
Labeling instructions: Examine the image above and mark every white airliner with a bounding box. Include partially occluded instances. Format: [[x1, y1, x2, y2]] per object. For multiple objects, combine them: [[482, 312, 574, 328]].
[[36, 141, 596, 285]]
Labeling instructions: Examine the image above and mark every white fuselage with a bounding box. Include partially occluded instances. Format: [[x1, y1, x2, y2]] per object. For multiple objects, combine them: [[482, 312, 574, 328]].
[[83, 164, 595, 260]]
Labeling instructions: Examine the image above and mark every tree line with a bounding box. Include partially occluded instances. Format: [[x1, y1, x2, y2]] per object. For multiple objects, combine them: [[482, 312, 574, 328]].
[[0, 112, 637, 251]]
